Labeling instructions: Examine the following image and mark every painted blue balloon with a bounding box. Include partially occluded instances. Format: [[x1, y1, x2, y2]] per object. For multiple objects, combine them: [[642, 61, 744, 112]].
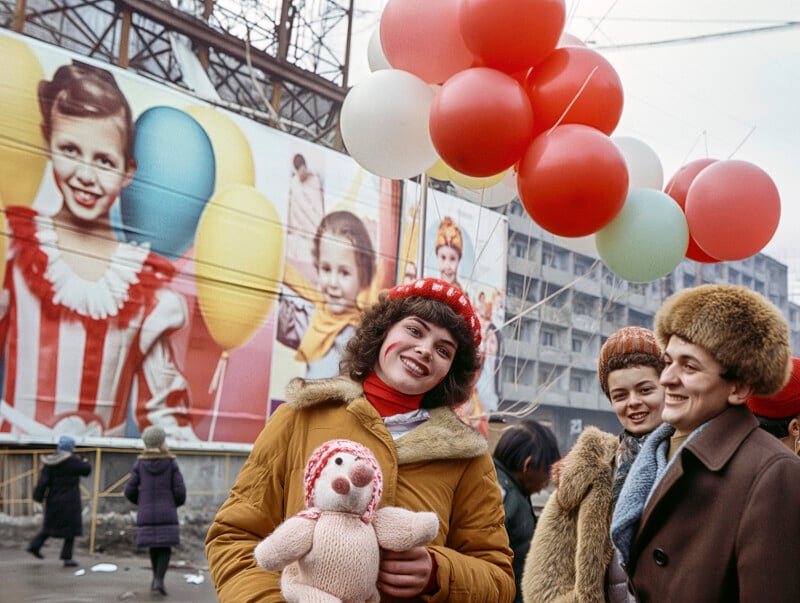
[[119, 106, 215, 259]]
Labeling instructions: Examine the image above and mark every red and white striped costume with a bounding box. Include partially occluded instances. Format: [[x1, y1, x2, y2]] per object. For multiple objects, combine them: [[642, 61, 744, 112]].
[[0, 207, 197, 440]]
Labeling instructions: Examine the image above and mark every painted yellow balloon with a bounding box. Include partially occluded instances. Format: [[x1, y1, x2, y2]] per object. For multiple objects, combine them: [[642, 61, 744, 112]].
[[184, 105, 256, 192], [446, 165, 508, 189], [0, 36, 47, 206], [194, 184, 283, 350]]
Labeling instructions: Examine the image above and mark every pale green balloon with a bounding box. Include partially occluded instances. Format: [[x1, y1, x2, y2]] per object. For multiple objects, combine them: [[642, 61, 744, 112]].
[[596, 187, 689, 283]]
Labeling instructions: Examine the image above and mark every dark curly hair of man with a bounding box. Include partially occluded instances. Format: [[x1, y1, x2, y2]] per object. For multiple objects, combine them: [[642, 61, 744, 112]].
[[341, 295, 481, 409]]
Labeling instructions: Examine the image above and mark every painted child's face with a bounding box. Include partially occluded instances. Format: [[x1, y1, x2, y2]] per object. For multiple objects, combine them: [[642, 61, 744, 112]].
[[608, 365, 665, 436], [375, 316, 456, 396], [49, 110, 134, 222], [436, 245, 460, 285], [317, 234, 362, 314]]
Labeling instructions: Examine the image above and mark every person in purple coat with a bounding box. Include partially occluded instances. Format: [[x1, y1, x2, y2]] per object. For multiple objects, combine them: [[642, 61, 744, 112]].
[[125, 425, 186, 596], [27, 435, 92, 567]]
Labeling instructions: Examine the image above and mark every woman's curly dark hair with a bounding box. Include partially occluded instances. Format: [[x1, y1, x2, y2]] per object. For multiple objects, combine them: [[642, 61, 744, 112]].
[[341, 295, 481, 408]]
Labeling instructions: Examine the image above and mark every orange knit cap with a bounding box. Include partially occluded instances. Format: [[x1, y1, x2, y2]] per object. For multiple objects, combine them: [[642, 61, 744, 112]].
[[435, 216, 463, 257], [598, 326, 663, 397], [747, 357, 800, 419]]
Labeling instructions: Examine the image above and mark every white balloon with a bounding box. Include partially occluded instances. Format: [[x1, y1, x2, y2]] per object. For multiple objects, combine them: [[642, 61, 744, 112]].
[[340, 69, 438, 180], [612, 136, 664, 190], [553, 234, 599, 257], [367, 26, 391, 72]]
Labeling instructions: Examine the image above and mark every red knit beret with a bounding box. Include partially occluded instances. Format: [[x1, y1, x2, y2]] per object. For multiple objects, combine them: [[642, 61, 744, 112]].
[[388, 277, 482, 347], [746, 357, 800, 419], [598, 326, 662, 397]]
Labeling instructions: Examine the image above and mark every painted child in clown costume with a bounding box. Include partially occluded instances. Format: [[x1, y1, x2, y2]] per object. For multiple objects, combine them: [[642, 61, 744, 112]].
[[0, 61, 197, 441]]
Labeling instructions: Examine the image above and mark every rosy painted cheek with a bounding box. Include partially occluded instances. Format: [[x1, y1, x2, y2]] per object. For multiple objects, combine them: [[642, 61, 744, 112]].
[[382, 341, 401, 360]]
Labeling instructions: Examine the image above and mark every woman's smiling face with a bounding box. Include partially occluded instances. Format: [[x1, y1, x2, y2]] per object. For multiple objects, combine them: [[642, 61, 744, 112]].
[[608, 365, 665, 436], [374, 316, 456, 396]]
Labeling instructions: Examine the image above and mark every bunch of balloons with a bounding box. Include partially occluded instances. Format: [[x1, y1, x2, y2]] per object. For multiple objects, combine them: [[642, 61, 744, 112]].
[[341, 0, 781, 282]]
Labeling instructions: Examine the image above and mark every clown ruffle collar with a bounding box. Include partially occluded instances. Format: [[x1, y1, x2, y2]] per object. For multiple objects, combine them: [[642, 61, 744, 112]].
[[6, 206, 175, 328]]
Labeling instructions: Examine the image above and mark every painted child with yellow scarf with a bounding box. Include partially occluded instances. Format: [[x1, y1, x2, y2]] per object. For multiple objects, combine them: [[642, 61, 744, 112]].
[[282, 210, 376, 379]]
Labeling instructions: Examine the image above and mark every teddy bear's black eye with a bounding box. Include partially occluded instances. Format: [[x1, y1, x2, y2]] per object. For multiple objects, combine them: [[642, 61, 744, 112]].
[[335, 456, 343, 465]]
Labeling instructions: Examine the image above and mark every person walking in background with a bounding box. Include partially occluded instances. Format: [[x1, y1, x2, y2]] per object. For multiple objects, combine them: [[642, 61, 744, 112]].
[[27, 435, 91, 567], [125, 425, 186, 596], [747, 356, 800, 455], [523, 326, 665, 603], [611, 285, 800, 601], [492, 419, 560, 603]]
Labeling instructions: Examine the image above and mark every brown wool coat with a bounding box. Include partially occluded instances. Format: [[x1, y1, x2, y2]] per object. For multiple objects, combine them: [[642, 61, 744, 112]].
[[623, 405, 800, 602], [521, 426, 618, 603], [206, 377, 514, 603]]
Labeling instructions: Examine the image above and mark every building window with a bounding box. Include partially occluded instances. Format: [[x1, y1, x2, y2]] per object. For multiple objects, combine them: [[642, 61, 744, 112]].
[[541, 330, 556, 347], [570, 375, 584, 392], [572, 337, 583, 353]]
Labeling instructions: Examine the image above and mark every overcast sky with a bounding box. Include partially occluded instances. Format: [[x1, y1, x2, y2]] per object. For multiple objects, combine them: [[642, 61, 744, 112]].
[[350, 0, 800, 297]]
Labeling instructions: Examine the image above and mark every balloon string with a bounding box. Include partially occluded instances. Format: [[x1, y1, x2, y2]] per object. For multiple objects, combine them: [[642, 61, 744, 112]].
[[208, 350, 229, 442], [546, 65, 598, 135]]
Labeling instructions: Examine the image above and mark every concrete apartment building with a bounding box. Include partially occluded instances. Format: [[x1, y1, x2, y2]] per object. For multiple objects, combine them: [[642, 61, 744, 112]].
[[495, 198, 800, 453]]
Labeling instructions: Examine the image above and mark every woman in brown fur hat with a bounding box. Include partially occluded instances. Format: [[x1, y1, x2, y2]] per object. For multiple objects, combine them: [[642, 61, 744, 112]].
[[611, 284, 800, 601]]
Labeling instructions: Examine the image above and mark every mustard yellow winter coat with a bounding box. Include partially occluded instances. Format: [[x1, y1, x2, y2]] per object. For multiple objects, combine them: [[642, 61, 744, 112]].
[[206, 376, 515, 603]]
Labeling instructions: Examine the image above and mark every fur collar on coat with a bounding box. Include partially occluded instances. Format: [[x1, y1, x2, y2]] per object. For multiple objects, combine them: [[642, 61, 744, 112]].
[[285, 376, 488, 464], [522, 426, 619, 603]]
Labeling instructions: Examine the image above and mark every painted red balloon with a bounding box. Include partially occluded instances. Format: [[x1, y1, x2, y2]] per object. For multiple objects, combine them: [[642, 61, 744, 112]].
[[380, 0, 476, 84], [685, 160, 781, 261], [663, 158, 719, 263], [517, 124, 629, 237], [459, 0, 566, 74], [524, 46, 624, 136], [429, 67, 535, 177]]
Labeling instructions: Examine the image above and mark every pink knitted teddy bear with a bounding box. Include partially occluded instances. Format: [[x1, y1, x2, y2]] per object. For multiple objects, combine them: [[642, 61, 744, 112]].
[[254, 439, 439, 602]]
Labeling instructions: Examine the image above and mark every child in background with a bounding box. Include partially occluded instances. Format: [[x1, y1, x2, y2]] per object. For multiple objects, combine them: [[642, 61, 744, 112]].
[[434, 215, 463, 288], [279, 210, 376, 379], [207, 277, 515, 602], [0, 61, 196, 440]]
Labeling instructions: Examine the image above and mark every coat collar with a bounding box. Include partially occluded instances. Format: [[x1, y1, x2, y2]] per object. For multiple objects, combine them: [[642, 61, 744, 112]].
[[285, 377, 488, 463], [682, 405, 758, 471]]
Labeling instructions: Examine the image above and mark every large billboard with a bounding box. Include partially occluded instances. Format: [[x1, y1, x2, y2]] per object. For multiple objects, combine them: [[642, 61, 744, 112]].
[[0, 31, 401, 446]]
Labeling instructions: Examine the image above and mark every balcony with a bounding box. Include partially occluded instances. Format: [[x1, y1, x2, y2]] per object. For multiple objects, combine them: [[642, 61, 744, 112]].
[[569, 392, 602, 409], [572, 314, 599, 333]]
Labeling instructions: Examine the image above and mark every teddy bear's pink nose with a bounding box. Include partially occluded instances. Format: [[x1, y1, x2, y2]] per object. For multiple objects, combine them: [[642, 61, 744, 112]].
[[349, 459, 375, 488]]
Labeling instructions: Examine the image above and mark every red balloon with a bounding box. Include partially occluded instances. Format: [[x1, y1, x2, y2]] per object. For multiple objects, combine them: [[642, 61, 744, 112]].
[[517, 124, 629, 237], [525, 46, 624, 136], [429, 67, 535, 177], [459, 0, 566, 74], [380, 0, 476, 84], [685, 160, 781, 261], [558, 32, 586, 47], [664, 158, 719, 263]]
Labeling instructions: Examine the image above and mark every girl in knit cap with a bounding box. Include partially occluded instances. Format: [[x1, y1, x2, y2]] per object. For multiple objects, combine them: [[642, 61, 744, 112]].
[[747, 356, 800, 454], [28, 435, 92, 567], [207, 277, 515, 602], [523, 326, 665, 603], [434, 216, 464, 288], [611, 284, 800, 601], [125, 425, 186, 596]]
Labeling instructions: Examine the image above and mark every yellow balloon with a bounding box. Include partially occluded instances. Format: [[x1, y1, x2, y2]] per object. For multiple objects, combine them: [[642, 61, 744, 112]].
[[184, 105, 255, 192], [0, 198, 7, 287], [425, 158, 450, 181], [0, 36, 47, 206], [194, 184, 283, 350], [446, 165, 508, 189]]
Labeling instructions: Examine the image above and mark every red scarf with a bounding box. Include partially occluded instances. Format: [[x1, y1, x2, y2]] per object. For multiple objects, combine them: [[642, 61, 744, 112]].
[[363, 372, 423, 417]]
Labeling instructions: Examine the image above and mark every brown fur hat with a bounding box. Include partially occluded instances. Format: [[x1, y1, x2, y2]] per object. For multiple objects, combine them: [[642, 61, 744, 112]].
[[655, 284, 791, 396]]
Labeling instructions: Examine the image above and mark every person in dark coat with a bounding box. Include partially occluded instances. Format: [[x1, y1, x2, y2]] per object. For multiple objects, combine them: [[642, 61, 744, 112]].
[[27, 435, 92, 567], [492, 419, 560, 603], [125, 425, 186, 596]]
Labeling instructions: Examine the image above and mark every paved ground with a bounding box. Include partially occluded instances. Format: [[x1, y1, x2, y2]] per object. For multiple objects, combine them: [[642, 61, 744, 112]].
[[1, 544, 218, 602]]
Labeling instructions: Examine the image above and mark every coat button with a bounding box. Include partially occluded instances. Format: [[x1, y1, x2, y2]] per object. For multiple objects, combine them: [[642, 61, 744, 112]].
[[653, 548, 669, 567]]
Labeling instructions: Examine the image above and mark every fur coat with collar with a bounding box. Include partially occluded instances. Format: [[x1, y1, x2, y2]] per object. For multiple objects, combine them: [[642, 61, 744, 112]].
[[521, 426, 618, 603], [206, 376, 515, 603]]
